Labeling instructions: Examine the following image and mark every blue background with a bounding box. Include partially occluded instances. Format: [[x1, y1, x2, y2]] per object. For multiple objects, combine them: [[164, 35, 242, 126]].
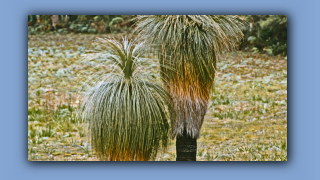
[[0, 0, 319, 179]]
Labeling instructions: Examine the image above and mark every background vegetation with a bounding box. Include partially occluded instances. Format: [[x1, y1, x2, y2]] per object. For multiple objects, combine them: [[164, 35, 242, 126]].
[[28, 15, 287, 56], [239, 15, 287, 56]]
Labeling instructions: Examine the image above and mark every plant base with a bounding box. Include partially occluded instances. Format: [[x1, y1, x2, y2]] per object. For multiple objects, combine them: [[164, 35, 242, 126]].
[[176, 129, 197, 161]]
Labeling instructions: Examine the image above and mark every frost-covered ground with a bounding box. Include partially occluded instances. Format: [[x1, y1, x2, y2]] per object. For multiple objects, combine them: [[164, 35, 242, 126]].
[[28, 34, 287, 161]]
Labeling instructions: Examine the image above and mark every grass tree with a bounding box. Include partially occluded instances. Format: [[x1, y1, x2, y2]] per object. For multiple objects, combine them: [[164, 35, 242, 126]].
[[135, 15, 246, 161], [79, 37, 174, 161]]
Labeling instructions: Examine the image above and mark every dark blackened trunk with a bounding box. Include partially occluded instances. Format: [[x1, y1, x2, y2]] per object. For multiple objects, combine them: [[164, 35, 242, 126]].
[[176, 128, 197, 161]]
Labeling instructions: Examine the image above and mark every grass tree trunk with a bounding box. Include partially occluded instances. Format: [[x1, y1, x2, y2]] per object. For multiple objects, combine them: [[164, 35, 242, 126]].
[[51, 15, 60, 29], [176, 128, 197, 161]]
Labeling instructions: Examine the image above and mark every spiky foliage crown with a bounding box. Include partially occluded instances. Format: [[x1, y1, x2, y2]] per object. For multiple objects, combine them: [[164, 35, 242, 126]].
[[135, 15, 246, 139], [79, 37, 174, 161]]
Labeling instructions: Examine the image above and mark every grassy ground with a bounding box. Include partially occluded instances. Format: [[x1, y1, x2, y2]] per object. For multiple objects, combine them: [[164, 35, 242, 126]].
[[28, 34, 287, 161]]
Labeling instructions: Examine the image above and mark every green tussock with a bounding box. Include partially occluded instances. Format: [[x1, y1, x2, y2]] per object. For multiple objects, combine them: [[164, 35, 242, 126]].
[[79, 37, 174, 161], [135, 15, 247, 139]]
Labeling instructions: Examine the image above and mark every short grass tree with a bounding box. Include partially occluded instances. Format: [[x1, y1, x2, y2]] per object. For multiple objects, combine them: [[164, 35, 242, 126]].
[[79, 37, 174, 161]]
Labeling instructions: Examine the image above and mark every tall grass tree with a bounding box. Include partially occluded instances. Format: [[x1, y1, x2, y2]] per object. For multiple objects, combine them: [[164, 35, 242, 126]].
[[135, 15, 246, 161], [79, 37, 174, 161]]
